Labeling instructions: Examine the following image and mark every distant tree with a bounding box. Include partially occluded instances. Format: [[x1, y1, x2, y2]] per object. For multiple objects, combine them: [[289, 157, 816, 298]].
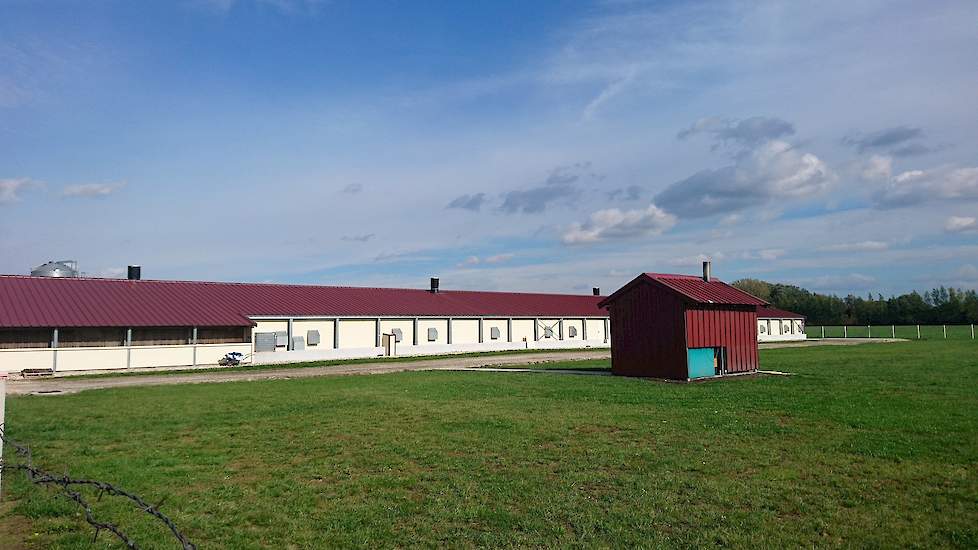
[[735, 279, 978, 325], [731, 278, 771, 301]]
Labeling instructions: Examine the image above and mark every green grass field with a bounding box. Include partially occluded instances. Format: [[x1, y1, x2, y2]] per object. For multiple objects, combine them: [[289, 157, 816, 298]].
[[807, 324, 976, 340], [2, 341, 977, 548]]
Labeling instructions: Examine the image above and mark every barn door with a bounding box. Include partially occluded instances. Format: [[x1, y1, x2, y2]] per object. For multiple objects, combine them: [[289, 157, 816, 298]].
[[687, 348, 715, 379], [688, 347, 726, 379]]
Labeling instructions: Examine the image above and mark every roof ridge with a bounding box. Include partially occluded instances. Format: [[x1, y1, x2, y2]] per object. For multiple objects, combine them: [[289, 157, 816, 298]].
[[0, 274, 602, 297]]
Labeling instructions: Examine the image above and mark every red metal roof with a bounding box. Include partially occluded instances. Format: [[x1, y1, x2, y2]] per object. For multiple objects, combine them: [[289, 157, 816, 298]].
[[757, 306, 805, 319], [0, 275, 608, 328], [645, 273, 766, 306], [599, 272, 767, 308]]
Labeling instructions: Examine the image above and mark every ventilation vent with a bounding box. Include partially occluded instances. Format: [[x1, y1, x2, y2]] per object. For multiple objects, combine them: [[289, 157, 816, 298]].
[[307, 330, 321, 346]]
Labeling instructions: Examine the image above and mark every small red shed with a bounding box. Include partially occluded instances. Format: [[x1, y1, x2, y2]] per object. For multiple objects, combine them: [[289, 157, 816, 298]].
[[598, 262, 766, 380]]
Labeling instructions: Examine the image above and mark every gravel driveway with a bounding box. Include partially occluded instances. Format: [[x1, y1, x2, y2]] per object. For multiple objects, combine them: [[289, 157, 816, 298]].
[[6, 350, 611, 396]]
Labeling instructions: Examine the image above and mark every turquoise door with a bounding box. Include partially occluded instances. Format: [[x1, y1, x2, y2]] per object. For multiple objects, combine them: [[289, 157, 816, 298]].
[[687, 348, 716, 379]]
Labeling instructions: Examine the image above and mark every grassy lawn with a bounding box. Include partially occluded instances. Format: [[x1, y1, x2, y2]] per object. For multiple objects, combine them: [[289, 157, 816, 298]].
[[2, 341, 976, 548]]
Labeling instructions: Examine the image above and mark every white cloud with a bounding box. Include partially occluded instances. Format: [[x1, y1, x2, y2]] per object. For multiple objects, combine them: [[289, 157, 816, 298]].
[[581, 68, 637, 120], [945, 216, 978, 234], [665, 252, 725, 267], [793, 273, 877, 292], [485, 253, 514, 264], [196, 0, 326, 15], [61, 182, 125, 198], [0, 178, 39, 204], [562, 203, 676, 244], [457, 253, 515, 268], [752, 248, 786, 261], [655, 139, 833, 218], [861, 155, 892, 181], [341, 183, 363, 195], [875, 166, 978, 208], [817, 240, 889, 253], [954, 264, 978, 281]]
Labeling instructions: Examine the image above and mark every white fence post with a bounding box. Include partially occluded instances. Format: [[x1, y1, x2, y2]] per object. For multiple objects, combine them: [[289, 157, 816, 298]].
[[944, 325, 947, 339], [891, 325, 895, 338], [972, 324, 975, 340], [821, 326, 825, 339], [917, 325, 921, 339], [868, 325, 871, 339], [844, 325, 848, 338]]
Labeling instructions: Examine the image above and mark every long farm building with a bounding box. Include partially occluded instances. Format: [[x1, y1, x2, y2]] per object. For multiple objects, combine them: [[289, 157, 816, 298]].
[[0, 275, 610, 373]]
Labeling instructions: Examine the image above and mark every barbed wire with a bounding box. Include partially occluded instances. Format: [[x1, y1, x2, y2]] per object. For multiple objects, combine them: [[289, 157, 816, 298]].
[[0, 424, 197, 550]]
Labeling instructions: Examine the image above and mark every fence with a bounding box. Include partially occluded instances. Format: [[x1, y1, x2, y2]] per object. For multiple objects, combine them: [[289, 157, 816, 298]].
[[805, 324, 976, 340], [0, 425, 197, 549]]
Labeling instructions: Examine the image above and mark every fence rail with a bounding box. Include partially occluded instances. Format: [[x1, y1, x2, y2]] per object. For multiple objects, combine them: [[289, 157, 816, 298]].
[[805, 324, 976, 340]]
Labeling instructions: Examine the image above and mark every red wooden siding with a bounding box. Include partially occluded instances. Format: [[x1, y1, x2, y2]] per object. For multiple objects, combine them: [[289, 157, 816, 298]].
[[685, 306, 758, 373], [607, 280, 687, 379]]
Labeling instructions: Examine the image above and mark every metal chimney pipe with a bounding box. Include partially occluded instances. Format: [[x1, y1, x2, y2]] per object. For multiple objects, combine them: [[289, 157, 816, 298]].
[[592, 287, 600, 296], [430, 277, 440, 293], [702, 261, 711, 282], [128, 265, 141, 280]]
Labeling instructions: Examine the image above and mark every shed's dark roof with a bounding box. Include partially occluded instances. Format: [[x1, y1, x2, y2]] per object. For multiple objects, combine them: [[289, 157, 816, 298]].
[[0, 275, 608, 328], [757, 306, 805, 319], [599, 273, 767, 308]]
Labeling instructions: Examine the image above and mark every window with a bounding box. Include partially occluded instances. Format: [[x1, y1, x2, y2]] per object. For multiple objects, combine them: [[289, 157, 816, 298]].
[[489, 326, 500, 340], [543, 327, 554, 338], [391, 328, 403, 343], [759, 324, 766, 334], [427, 327, 438, 342], [568, 326, 578, 338]]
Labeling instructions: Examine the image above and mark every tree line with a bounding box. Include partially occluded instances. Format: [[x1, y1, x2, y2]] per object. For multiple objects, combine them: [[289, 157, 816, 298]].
[[732, 279, 978, 325]]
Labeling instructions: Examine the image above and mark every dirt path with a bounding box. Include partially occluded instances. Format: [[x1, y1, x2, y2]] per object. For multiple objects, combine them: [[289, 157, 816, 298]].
[[759, 338, 904, 349], [6, 350, 611, 396]]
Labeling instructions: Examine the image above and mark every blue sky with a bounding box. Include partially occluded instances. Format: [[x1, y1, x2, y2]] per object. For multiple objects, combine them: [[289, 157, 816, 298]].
[[2, 0, 977, 295]]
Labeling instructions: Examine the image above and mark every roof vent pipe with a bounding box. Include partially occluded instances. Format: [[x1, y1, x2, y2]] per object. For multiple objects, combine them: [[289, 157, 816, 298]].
[[128, 265, 141, 281], [702, 261, 711, 282], [592, 287, 600, 296], [430, 277, 439, 293]]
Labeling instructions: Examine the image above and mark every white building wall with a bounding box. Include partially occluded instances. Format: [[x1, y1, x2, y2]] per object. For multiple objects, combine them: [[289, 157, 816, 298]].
[[338, 319, 377, 348], [292, 320, 335, 349], [758, 318, 807, 342], [451, 319, 480, 344], [585, 319, 607, 342], [57, 348, 129, 371], [563, 319, 584, 340], [253, 320, 289, 348], [482, 319, 509, 342], [510, 319, 535, 343], [379, 319, 414, 347], [537, 319, 560, 341], [417, 319, 449, 345], [0, 314, 612, 373], [130, 345, 195, 368], [0, 349, 55, 372]]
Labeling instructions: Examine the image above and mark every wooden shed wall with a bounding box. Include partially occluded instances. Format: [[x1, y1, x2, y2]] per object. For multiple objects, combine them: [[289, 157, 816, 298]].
[[685, 306, 758, 373], [607, 281, 687, 379]]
